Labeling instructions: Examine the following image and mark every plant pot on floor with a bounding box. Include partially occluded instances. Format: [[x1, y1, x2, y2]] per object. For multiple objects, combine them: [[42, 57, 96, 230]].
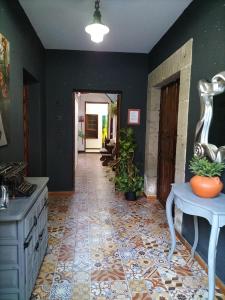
[[125, 191, 137, 201]]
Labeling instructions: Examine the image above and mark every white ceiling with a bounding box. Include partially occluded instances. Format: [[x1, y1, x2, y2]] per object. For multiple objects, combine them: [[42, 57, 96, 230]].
[[19, 0, 193, 54]]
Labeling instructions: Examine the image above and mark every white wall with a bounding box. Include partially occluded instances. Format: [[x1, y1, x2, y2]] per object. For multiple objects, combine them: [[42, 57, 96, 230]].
[[74, 95, 78, 168], [77, 93, 110, 151], [113, 115, 117, 142], [86, 103, 108, 149], [76, 92, 118, 151]]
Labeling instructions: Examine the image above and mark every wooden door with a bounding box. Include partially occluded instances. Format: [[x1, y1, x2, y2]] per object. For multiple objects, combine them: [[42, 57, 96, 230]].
[[116, 94, 121, 157], [157, 79, 180, 206], [85, 114, 98, 139], [23, 85, 29, 176]]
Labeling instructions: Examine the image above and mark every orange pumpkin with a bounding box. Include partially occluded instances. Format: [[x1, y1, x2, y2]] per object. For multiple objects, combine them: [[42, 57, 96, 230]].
[[190, 175, 223, 198]]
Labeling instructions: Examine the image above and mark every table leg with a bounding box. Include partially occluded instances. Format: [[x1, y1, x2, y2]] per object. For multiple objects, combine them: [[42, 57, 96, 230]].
[[208, 216, 220, 300], [191, 216, 199, 258], [166, 189, 176, 261]]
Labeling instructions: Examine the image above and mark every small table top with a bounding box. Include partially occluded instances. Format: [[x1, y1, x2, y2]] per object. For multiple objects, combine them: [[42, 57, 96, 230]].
[[172, 183, 225, 226], [0, 177, 49, 221]]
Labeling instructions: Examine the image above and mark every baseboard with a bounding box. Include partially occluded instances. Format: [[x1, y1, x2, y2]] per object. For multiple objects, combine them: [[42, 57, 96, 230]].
[[144, 193, 157, 201], [176, 230, 225, 294], [48, 191, 75, 196]]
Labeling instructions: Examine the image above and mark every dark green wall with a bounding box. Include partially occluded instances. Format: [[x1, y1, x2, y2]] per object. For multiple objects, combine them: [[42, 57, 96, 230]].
[[148, 0, 225, 281], [45, 50, 148, 190], [0, 0, 46, 175]]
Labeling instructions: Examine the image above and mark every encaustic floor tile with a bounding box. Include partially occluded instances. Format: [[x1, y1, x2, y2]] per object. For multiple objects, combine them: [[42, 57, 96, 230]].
[[31, 154, 224, 300]]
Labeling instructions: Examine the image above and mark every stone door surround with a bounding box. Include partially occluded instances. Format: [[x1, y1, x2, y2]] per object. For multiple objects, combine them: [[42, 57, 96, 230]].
[[144, 39, 193, 232]]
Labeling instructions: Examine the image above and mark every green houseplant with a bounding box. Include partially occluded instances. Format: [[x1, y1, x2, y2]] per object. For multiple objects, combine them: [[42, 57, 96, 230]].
[[109, 102, 117, 116], [114, 128, 144, 200], [189, 156, 225, 198]]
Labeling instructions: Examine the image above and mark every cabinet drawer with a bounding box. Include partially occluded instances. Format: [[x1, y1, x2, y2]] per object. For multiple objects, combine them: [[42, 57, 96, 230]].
[[24, 188, 48, 239], [0, 269, 18, 289], [0, 294, 18, 300], [0, 245, 18, 264], [24, 204, 37, 239], [0, 223, 17, 239], [38, 206, 48, 235], [37, 188, 48, 217]]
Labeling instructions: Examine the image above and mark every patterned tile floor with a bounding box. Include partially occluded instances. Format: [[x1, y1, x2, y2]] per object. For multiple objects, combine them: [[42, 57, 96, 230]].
[[31, 154, 224, 300]]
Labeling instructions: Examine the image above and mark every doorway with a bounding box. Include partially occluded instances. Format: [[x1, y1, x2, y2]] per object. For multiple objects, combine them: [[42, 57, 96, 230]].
[[157, 79, 180, 206], [72, 91, 121, 186], [23, 84, 29, 175], [23, 69, 41, 176], [85, 102, 109, 152]]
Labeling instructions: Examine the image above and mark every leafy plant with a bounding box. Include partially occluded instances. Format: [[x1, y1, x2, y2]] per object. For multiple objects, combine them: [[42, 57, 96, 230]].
[[114, 128, 144, 193], [189, 157, 225, 177], [109, 102, 117, 116], [78, 130, 85, 138], [115, 167, 144, 192]]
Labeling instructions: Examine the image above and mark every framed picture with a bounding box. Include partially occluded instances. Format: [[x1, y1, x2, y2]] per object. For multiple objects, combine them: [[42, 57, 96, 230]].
[[127, 109, 140, 125], [0, 33, 10, 101], [0, 32, 10, 146]]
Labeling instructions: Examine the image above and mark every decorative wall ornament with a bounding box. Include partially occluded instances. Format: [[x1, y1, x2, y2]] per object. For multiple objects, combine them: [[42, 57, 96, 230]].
[[194, 71, 225, 162], [0, 33, 10, 146], [0, 33, 9, 100]]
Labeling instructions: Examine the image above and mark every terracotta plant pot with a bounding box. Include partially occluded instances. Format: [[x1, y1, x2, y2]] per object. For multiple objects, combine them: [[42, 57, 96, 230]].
[[190, 175, 223, 198]]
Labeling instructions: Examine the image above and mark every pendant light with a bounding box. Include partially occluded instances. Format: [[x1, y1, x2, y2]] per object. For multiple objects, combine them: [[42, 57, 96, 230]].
[[85, 0, 109, 43]]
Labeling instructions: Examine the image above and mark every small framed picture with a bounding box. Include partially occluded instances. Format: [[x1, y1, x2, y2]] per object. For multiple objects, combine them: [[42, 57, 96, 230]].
[[127, 109, 140, 125]]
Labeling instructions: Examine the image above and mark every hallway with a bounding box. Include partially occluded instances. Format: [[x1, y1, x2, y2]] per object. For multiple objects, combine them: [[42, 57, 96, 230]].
[[32, 154, 223, 300]]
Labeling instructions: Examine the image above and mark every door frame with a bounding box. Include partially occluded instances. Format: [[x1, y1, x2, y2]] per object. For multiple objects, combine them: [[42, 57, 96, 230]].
[[144, 39, 193, 233], [72, 89, 122, 190]]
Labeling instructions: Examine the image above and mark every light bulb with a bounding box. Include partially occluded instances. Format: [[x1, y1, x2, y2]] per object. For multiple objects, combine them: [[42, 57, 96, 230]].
[[85, 23, 109, 44]]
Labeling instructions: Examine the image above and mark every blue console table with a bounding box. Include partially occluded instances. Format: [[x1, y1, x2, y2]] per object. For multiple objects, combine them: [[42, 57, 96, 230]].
[[0, 177, 49, 300], [166, 183, 225, 300]]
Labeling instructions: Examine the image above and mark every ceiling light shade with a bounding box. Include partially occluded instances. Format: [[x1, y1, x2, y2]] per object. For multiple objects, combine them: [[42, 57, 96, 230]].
[[85, 0, 109, 43]]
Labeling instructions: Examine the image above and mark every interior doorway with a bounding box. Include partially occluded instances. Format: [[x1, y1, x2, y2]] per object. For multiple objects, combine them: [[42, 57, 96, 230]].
[[23, 69, 40, 176], [72, 91, 121, 185], [157, 79, 180, 206], [74, 92, 120, 151], [85, 102, 109, 152], [23, 84, 29, 176]]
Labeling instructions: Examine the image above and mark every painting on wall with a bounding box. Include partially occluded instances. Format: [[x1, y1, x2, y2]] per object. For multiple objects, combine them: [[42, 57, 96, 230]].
[[0, 33, 9, 101], [0, 33, 10, 146], [128, 109, 140, 125]]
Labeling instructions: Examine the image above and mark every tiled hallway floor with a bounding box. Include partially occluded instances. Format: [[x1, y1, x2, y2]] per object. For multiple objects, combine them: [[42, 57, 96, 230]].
[[32, 154, 224, 300]]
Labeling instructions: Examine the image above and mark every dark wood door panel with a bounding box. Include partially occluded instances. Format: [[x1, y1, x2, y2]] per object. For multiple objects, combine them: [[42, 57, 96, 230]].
[[157, 79, 180, 206], [23, 85, 29, 176]]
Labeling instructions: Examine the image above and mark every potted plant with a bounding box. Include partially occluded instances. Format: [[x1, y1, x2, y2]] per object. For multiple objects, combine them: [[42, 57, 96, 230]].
[[189, 156, 225, 198], [114, 128, 144, 200], [109, 102, 117, 116]]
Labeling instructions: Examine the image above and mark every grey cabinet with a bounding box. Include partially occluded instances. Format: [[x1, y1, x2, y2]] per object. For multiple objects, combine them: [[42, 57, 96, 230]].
[[0, 178, 49, 300]]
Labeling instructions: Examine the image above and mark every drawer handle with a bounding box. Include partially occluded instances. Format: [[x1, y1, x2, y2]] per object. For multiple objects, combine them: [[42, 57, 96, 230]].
[[33, 216, 37, 226], [35, 241, 39, 251], [24, 235, 32, 249], [39, 229, 45, 240]]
